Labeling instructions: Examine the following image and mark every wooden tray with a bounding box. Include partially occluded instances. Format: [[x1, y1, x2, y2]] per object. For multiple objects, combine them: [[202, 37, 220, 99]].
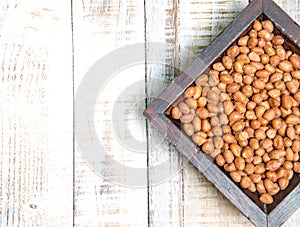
[[144, 0, 300, 226]]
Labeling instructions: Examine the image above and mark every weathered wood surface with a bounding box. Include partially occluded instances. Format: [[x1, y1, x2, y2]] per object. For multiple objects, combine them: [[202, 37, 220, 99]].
[[1, 0, 300, 226], [73, 0, 148, 226], [0, 0, 73, 226], [145, 0, 184, 226]]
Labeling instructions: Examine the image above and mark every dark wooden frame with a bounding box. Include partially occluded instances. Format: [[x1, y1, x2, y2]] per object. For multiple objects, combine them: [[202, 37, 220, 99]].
[[144, 0, 300, 226]]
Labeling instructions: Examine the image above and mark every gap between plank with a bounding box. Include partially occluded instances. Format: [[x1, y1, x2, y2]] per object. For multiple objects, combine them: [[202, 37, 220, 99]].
[[71, 0, 75, 225], [144, 0, 150, 225]]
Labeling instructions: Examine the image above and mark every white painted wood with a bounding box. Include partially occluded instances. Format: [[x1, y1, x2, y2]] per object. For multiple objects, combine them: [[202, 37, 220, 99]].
[[73, 0, 148, 226], [145, 0, 185, 226], [0, 0, 73, 226]]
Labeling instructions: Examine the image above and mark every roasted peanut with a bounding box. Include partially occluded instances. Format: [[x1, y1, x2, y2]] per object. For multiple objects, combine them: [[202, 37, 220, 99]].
[[171, 107, 182, 119], [262, 20, 274, 33], [264, 178, 275, 193], [269, 150, 286, 159], [266, 171, 278, 182], [183, 123, 194, 136], [227, 45, 240, 58], [202, 140, 214, 153], [286, 79, 299, 94], [266, 160, 281, 171], [240, 176, 252, 189], [264, 45, 275, 56], [293, 162, 300, 173], [248, 37, 258, 48], [253, 20, 262, 31], [213, 62, 225, 71], [193, 86, 202, 99], [222, 56, 233, 70], [255, 163, 266, 174], [197, 97, 207, 107], [180, 114, 194, 123], [192, 134, 206, 146], [278, 177, 289, 190], [178, 102, 190, 114], [220, 74, 233, 84], [263, 109, 275, 121], [213, 136, 223, 150], [226, 83, 240, 93], [185, 98, 197, 109], [201, 119, 211, 132], [266, 128, 276, 139], [216, 154, 225, 166], [244, 163, 255, 175], [195, 74, 208, 86], [224, 163, 237, 172], [212, 126, 222, 137], [192, 117, 201, 132], [184, 87, 195, 98], [238, 36, 249, 46], [234, 60, 244, 73], [256, 70, 271, 78], [260, 193, 273, 204], [286, 115, 300, 125], [224, 134, 237, 144], [258, 29, 271, 41], [249, 51, 261, 62], [230, 171, 242, 182], [230, 144, 241, 157], [272, 35, 284, 45], [235, 157, 245, 171], [279, 60, 294, 72], [250, 174, 262, 184]]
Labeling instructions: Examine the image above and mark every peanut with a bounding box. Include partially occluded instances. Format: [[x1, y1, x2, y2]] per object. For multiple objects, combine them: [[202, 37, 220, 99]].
[[240, 176, 252, 189], [262, 20, 274, 33], [180, 114, 194, 123], [266, 160, 281, 171], [230, 171, 242, 182], [216, 154, 225, 166], [278, 177, 289, 190], [171, 107, 182, 119], [260, 194, 273, 204]]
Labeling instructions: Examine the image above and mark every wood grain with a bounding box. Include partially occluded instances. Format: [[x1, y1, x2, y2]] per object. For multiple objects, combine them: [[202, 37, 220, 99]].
[[145, 0, 184, 226], [73, 0, 147, 226], [0, 0, 73, 226]]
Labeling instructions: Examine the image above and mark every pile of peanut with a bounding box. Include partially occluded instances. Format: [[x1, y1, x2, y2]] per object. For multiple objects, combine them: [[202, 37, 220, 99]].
[[169, 20, 300, 205]]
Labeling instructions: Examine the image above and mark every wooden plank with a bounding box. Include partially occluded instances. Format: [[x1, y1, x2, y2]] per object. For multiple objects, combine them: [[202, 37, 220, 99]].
[[0, 0, 73, 226], [73, 0, 148, 226], [145, 0, 184, 226], [274, 2, 300, 226]]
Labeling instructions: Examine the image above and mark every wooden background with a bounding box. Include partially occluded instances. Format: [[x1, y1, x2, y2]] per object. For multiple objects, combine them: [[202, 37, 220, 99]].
[[1, 0, 300, 226]]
